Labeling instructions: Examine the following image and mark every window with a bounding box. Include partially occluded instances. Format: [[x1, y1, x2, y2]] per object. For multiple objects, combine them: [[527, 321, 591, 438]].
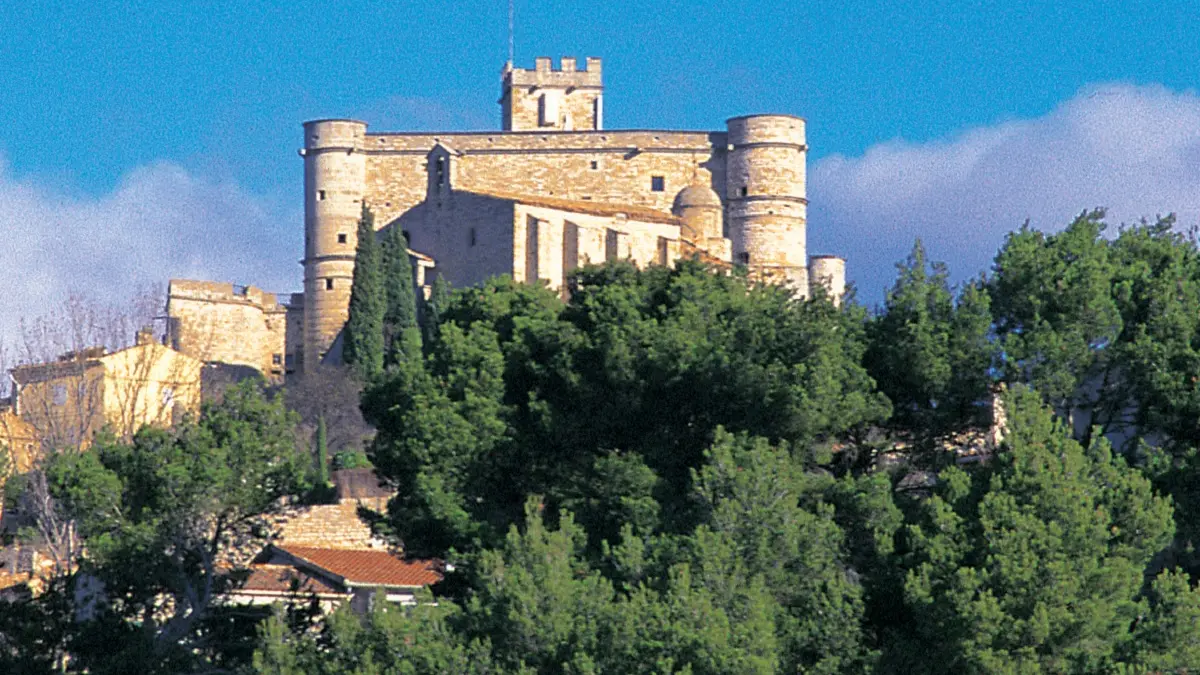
[[651, 176, 665, 192], [739, 186, 748, 197], [590, 160, 599, 170], [318, 190, 327, 200], [436, 157, 446, 185], [337, 233, 347, 244], [469, 228, 477, 246], [272, 354, 283, 366], [738, 252, 751, 264], [325, 278, 334, 290]]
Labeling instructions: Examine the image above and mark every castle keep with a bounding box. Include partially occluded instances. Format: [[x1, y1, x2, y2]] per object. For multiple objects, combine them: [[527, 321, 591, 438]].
[[170, 57, 845, 377]]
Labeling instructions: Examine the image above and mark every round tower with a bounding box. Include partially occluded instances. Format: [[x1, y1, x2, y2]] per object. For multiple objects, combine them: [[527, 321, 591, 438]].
[[301, 119, 367, 371], [808, 255, 846, 305], [724, 115, 808, 290]]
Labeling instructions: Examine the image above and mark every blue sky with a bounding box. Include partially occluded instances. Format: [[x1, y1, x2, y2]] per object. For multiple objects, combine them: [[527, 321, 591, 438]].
[[2, 1, 1200, 345]]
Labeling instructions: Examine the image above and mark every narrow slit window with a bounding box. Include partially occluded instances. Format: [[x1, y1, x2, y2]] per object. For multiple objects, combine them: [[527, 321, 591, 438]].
[[590, 160, 599, 170], [469, 228, 477, 246], [651, 176, 665, 192], [325, 278, 334, 290], [318, 190, 327, 200], [739, 186, 748, 197]]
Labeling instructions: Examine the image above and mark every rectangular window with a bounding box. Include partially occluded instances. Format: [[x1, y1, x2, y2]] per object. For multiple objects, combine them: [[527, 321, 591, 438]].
[[738, 252, 751, 264], [739, 186, 748, 197], [590, 160, 599, 170], [651, 176, 665, 192], [318, 190, 327, 200], [337, 233, 347, 244], [469, 228, 477, 246], [325, 278, 334, 290], [272, 354, 283, 365]]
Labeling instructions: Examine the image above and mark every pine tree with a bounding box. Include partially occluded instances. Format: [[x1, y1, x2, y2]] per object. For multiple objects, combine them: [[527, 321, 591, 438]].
[[343, 205, 385, 379], [381, 225, 422, 367]]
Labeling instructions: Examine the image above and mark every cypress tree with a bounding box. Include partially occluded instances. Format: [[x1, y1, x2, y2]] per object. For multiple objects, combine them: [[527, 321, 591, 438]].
[[422, 273, 451, 347], [382, 225, 422, 367], [343, 205, 385, 379], [315, 414, 330, 486]]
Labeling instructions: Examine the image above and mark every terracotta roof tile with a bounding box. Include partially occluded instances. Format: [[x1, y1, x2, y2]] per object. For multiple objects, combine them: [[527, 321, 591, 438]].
[[278, 545, 442, 588], [239, 564, 343, 595], [463, 190, 682, 225]]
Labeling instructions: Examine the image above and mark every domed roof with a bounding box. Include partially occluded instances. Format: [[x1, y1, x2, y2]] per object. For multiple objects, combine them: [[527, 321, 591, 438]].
[[674, 183, 722, 210]]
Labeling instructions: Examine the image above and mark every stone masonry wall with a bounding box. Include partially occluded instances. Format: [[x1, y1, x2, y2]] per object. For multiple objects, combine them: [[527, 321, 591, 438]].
[[363, 130, 726, 232], [166, 280, 287, 383]]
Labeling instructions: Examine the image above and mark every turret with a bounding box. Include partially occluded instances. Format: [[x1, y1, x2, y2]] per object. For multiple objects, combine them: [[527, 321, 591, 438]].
[[808, 255, 846, 306], [673, 182, 731, 263], [501, 57, 603, 131], [300, 119, 367, 370], [724, 115, 808, 291]]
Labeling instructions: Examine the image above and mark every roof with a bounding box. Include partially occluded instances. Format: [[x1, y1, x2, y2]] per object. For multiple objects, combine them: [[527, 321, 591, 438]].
[[464, 189, 681, 226], [276, 545, 442, 588], [239, 564, 343, 596], [674, 183, 722, 209]]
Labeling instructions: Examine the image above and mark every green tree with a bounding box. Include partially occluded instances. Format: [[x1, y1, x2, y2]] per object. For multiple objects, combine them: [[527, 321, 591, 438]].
[[882, 386, 1175, 674], [343, 205, 385, 379], [866, 240, 994, 442], [31, 382, 310, 673], [315, 413, 330, 485], [382, 224, 423, 367]]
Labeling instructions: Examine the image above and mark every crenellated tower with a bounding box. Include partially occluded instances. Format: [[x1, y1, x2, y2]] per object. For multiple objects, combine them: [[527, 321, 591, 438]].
[[501, 56, 603, 131], [300, 119, 367, 369], [724, 115, 809, 291]]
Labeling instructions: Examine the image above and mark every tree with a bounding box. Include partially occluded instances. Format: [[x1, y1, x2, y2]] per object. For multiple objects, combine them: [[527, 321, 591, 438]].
[[315, 414, 330, 486], [382, 224, 422, 367], [881, 386, 1175, 673], [343, 205, 385, 379], [423, 273, 452, 347], [866, 240, 994, 442], [22, 381, 311, 673]]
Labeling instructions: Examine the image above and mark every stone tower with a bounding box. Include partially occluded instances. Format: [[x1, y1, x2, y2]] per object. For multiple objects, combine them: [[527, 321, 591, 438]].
[[301, 119, 367, 369], [501, 56, 603, 131], [724, 115, 809, 291]]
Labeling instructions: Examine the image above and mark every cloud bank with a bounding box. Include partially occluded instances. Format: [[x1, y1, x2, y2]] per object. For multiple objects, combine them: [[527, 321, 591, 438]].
[[810, 83, 1200, 304], [0, 158, 298, 351]]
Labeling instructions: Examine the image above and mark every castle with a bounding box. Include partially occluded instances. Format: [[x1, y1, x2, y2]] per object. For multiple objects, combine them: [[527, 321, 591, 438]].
[[168, 57, 845, 378]]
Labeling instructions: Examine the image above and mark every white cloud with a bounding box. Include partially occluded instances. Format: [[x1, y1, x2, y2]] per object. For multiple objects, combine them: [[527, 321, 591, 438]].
[[0, 157, 299, 352], [809, 83, 1200, 304]]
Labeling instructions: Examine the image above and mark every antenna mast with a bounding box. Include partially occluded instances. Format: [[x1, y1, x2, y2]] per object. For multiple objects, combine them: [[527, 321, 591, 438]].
[[508, 0, 515, 65]]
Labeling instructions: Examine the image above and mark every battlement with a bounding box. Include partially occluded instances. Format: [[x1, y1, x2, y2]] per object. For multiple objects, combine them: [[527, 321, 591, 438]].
[[504, 57, 602, 89], [168, 279, 285, 312], [501, 57, 604, 132]]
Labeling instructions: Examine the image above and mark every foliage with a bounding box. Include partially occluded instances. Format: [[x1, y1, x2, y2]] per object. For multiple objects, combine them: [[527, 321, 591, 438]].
[[343, 205, 386, 379], [880, 386, 1175, 673], [865, 240, 994, 441], [0, 382, 310, 673], [382, 223, 423, 368]]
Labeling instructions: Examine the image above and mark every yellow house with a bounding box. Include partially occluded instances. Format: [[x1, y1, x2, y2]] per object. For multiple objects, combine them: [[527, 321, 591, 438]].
[[0, 407, 39, 474], [10, 333, 203, 450]]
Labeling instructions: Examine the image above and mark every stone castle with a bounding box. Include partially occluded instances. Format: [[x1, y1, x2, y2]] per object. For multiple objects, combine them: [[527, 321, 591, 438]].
[[167, 57, 845, 379]]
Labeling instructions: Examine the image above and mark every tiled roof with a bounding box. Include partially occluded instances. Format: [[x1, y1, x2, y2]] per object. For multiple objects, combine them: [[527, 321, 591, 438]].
[[277, 545, 442, 588], [464, 190, 682, 225], [239, 564, 343, 595]]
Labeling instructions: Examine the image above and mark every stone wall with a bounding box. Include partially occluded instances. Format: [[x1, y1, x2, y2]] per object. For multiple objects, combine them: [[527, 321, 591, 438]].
[[166, 280, 287, 383]]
